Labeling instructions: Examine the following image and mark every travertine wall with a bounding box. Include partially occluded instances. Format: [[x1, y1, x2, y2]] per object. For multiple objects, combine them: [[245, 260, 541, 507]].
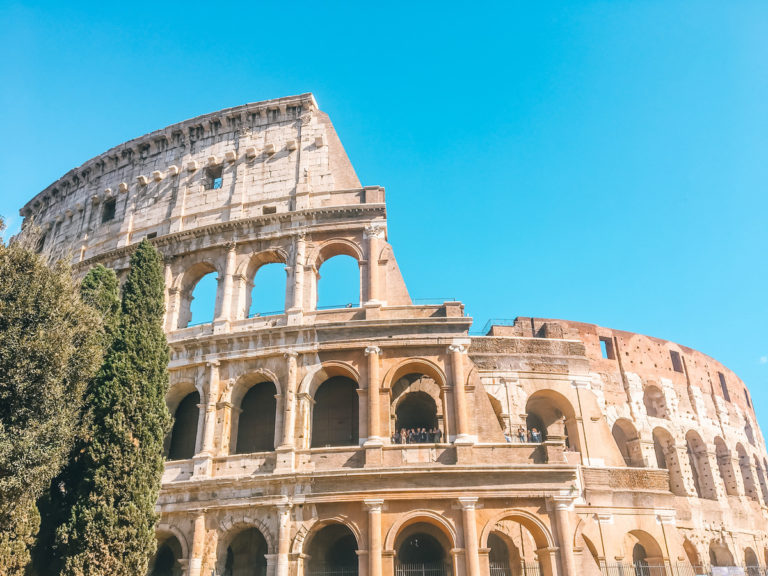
[[17, 94, 768, 576]]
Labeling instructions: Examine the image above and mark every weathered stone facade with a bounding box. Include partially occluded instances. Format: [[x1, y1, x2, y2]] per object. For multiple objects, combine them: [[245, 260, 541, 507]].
[[18, 94, 768, 576]]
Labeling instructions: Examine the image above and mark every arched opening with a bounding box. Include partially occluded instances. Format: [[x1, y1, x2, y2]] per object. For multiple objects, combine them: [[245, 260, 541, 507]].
[[745, 420, 756, 446], [487, 393, 506, 433], [624, 531, 665, 576], [179, 264, 219, 328], [223, 527, 268, 576], [167, 391, 200, 460], [483, 516, 547, 576], [579, 534, 603, 576], [248, 262, 286, 317], [612, 419, 645, 467], [525, 390, 580, 452], [233, 381, 277, 454], [148, 535, 183, 576], [683, 539, 702, 569], [389, 372, 445, 444], [714, 437, 739, 496], [306, 523, 358, 576], [311, 377, 359, 447], [736, 444, 759, 501], [754, 456, 768, 503], [395, 522, 452, 576], [745, 548, 760, 576], [317, 255, 360, 310], [652, 427, 686, 496], [709, 541, 735, 567], [643, 385, 668, 419], [685, 430, 717, 500]]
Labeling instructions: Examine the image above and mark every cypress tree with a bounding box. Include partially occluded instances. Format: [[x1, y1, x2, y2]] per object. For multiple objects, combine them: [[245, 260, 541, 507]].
[[0, 221, 103, 574], [58, 240, 171, 576], [32, 265, 121, 576]]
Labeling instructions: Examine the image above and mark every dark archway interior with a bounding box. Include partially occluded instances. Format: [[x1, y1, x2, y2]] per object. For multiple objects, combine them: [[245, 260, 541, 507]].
[[224, 528, 268, 576], [312, 377, 359, 447], [633, 544, 648, 565], [307, 524, 359, 570], [168, 391, 200, 460], [397, 532, 445, 564], [488, 532, 510, 563], [525, 413, 546, 441], [236, 382, 276, 454], [150, 542, 182, 576], [395, 391, 438, 431]]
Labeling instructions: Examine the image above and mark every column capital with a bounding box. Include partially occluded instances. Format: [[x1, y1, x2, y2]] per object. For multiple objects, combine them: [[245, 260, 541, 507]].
[[206, 360, 220, 369], [365, 345, 382, 356], [363, 224, 386, 239], [457, 496, 479, 510], [448, 344, 467, 354], [655, 511, 676, 525], [550, 495, 576, 511], [364, 499, 385, 512], [224, 241, 237, 251], [595, 513, 614, 525], [284, 351, 299, 359]]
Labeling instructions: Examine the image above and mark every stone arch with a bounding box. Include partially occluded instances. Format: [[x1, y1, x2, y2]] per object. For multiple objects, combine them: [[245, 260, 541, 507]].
[[238, 248, 289, 319], [149, 531, 184, 576], [167, 390, 200, 461], [215, 520, 274, 575], [232, 379, 278, 454], [384, 510, 458, 553], [298, 361, 360, 397], [714, 436, 739, 496], [685, 429, 717, 500], [682, 538, 702, 567], [479, 509, 555, 551], [745, 547, 760, 570], [291, 516, 363, 557], [486, 393, 506, 432], [311, 375, 360, 448], [709, 540, 735, 567], [736, 443, 759, 501], [652, 426, 687, 496], [753, 455, 768, 503], [623, 530, 665, 565], [174, 260, 220, 329], [390, 372, 445, 441], [745, 419, 756, 446], [383, 358, 448, 393], [525, 389, 581, 452], [311, 238, 364, 268], [643, 384, 669, 419], [611, 418, 644, 467], [155, 523, 190, 560]]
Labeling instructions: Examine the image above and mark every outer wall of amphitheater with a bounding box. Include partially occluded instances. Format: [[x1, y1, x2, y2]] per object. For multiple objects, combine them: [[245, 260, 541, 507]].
[[18, 93, 768, 576]]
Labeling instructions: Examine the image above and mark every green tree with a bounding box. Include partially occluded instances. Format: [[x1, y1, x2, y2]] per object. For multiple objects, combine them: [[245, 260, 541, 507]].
[[58, 240, 171, 576], [32, 265, 121, 576], [0, 221, 103, 574]]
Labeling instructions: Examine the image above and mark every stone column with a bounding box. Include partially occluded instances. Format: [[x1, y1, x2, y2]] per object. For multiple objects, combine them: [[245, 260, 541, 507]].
[[365, 346, 383, 445], [167, 287, 181, 331], [194, 361, 219, 478], [365, 500, 384, 576], [364, 224, 385, 304], [459, 497, 480, 576], [188, 510, 206, 576], [449, 344, 472, 444], [277, 352, 299, 471], [552, 497, 576, 576], [276, 503, 292, 576], [289, 233, 306, 319], [214, 242, 237, 331]]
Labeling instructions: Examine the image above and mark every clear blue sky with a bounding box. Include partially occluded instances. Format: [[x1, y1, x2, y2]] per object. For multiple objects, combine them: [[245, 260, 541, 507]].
[[2, 1, 767, 432]]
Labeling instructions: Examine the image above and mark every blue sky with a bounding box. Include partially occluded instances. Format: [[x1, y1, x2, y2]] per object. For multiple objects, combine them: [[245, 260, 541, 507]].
[[1, 1, 767, 431]]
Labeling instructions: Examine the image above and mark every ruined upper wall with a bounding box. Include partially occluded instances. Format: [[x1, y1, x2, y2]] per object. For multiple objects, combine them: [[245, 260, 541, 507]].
[[17, 93, 363, 262], [488, 317, 764, 450]]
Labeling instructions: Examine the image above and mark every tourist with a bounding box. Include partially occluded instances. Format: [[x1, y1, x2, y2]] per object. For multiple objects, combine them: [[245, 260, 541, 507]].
[[530, 427, 542, 443], [517, 425, 527, 443]]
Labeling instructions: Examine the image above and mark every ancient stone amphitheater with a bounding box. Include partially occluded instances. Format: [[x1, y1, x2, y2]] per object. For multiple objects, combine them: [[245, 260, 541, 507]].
[[17, 94, 768, 576]]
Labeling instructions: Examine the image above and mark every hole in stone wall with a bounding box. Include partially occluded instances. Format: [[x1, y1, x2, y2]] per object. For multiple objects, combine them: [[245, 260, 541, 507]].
[[718, 372, 731, 402], [670, 350, 684, 373], [101, 197, 116, 223], [599, 337, 615, 360], [205, 166, 223, 190]]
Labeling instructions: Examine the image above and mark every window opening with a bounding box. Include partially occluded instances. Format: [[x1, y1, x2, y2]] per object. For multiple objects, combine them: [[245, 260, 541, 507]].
[[205, 166, 223, 190], [101, 197, 117, 223], [599, 336, 615, 360], [718, 372, 731, 402], [670, 350, 684, 373]]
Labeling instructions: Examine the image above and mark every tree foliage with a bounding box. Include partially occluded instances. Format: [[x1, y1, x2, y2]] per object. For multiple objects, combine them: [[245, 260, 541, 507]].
[[58, 240, 171, 576], [0, 223, 103, 574], [32, 265, 121, 576]]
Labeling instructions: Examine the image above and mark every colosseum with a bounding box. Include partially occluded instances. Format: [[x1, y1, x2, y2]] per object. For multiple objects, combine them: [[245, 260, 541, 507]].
[[17, 93, 768, 576]]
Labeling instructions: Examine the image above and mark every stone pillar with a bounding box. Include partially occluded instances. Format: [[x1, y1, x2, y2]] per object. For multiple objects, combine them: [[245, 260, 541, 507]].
[[365, 500, 384, 576], [188, 510, 206, 576], [552, 497, 577, 576], [214, 242, 237, 331], [706, 449, 727, 500], [364, 224, 385, 304], [194, 361, 219, 478], [288, 233, 306, 321], [167, 287, 181, 331], [459, 497, 480, 576], [365, 346, 383, 445], [276, 503, 292, 576], [449, 344, 472, 444], [277, 352, 299, 471], [537, 547, 560, 576]]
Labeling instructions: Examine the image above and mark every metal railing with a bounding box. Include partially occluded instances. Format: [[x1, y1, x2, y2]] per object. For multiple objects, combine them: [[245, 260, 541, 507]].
[[489, 561, 541, 576], [395, 562, 452, 576], [248, 309, 284, 318], [602, 563, 667, 576], [306, 566, 358, 576], [317, 303, 359, 310], [672, 565, 767, 576]]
